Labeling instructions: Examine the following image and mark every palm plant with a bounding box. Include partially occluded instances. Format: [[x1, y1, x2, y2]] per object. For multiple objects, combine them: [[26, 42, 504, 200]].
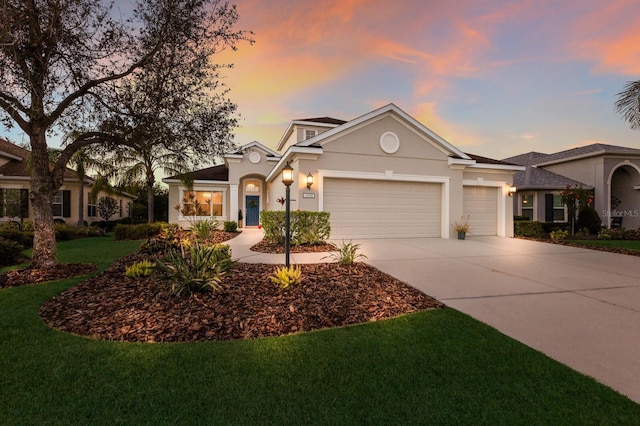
[[615, 80, 640, 129]]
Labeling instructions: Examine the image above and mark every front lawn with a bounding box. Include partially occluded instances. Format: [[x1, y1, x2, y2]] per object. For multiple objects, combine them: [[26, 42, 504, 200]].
[[570, 239, 640, 252], [1, 236, 639, 424]]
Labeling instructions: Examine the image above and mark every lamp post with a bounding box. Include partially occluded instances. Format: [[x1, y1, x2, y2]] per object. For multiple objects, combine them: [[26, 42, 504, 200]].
[[281, 162, 294, 267]]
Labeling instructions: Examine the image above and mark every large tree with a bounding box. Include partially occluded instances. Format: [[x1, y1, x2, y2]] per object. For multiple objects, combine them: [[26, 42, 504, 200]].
[[0, 0, 250, 268], [95, 9, 243, 223], [615, 80, 640, 130]]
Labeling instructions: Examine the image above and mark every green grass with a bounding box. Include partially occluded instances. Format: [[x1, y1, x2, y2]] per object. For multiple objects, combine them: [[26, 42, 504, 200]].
[[1, 237, 639, 424], [571, 239, 640, 252]]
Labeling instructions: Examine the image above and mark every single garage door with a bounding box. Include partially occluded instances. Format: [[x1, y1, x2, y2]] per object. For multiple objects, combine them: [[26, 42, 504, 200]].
[[463, 186, 498, 236], [323, 178, 441, 239]]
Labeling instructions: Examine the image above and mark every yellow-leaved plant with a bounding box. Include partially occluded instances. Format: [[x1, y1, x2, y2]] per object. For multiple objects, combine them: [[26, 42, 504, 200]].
[[270, 265, 302, 289]]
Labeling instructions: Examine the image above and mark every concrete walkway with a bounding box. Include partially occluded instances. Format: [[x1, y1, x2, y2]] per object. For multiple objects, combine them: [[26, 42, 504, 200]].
[[228, 230, 640, 403]]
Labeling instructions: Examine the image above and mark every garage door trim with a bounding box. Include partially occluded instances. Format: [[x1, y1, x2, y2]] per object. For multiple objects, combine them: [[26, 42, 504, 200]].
[[318, 169, 450, 238], [463, 179, 508, 236]]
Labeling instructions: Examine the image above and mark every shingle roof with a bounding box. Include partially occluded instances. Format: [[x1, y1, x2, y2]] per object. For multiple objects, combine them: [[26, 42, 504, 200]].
[[167, 164, 229, 182], [465, 153, 517, 166], [502, 151, 549, 166], [512, 166, 590, 190], [295, 117, 347, 126], [531, 143, 640, 165], [0, 138, 82, 179]]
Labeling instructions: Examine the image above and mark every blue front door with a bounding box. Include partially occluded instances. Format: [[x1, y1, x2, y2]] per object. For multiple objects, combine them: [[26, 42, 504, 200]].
[[246, 196, 260, 226]]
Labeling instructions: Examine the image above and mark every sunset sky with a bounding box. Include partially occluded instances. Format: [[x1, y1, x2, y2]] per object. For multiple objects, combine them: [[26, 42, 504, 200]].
[[3, 0, 640, 162], [216, 0, 640, 160]]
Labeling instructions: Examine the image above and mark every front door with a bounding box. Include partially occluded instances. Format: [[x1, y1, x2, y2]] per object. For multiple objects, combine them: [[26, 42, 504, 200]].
[[245, 195, 260, 226]]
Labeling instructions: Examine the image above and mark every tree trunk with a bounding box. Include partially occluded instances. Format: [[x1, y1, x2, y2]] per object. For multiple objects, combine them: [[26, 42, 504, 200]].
[[147, 181, 155, 223], [29, 129, 58, 269], [77, 180, 85, 227]]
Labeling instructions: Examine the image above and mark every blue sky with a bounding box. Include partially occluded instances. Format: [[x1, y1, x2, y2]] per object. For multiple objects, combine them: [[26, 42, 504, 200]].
[[3, 0, 640, 162]]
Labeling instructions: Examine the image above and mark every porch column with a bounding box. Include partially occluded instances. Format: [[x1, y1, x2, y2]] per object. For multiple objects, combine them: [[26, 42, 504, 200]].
[[229, 184, 239, 225]]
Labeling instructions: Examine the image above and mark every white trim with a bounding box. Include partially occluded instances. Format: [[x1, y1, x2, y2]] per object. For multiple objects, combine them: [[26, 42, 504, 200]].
[[0, 150, 23, 161], [265, 146, 323, 182], [468, 163, 526, 171], [177, 186, 228, 221], [317, 169, 451, 238], [606, 161, 640, 228], [379, 131, 400, 154], [276, 120, 343, 151]]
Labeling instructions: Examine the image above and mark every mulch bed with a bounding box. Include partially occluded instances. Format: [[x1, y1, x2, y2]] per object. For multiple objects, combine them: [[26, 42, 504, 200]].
[[251, 240, 336, 253], [39, 252, 443, 342], [0, 263, 97, 288]]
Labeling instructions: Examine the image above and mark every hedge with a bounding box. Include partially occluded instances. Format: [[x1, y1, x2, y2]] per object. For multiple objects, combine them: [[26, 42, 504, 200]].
[[260, 211, 330, 245], [114, 222, 172, 240]]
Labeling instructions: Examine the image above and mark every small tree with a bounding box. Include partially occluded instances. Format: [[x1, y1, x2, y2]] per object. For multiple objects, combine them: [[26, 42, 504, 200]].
[[560, 185, 594, 235], [97, 197, 118, 223]]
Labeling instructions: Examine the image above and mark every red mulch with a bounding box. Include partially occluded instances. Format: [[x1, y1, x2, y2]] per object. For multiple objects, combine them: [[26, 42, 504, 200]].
[[39, 252, 443, 342], [0, 263, 97, 288], [251, 240, 336, 253]]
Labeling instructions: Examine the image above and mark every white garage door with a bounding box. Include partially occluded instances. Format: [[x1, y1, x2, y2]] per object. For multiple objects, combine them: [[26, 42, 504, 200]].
[[323, 178, 441, 239], [463, 186, 498, 236]]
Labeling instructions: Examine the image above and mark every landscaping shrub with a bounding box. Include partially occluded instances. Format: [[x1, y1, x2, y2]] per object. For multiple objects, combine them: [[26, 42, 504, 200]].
[[550, 229, 569, 243], [54, 223, 76, 241], [270, 264, 302, 289], [155, 243, 232, 296], [577, 206, 602, 235], [114, 222, 170, 240], [191, 219, 219, 239], [0, 237, 24, 266], [540, 222, 570, 234], [125, 260, 156, 278], [598, 227, 640, 241], [261, 211, 330, 245], [323, 241, 367, 265], [514, 221, 545, 238], [223, 221, 238, 232]]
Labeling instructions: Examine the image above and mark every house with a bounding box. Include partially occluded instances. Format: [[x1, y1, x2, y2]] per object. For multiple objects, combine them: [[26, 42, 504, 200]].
[[504, 144, 640, 229], [0, 138, 134, 225], [164, 103, 524, 239]]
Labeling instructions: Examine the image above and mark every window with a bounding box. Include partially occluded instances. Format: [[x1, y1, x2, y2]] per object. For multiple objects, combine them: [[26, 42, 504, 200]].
[[0, 188, 28, 218], [52, 191, 63, 217], [87, 194, 97, 217], [520, 194, 534, 220], [180, 190, 224, 217], [304, 129, 317, 140], [552, 194, 566, 222]]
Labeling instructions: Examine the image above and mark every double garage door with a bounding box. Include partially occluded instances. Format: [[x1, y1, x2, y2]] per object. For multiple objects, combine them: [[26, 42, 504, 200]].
[[323, 179, 499, 239], [323, 178, 441, 239]]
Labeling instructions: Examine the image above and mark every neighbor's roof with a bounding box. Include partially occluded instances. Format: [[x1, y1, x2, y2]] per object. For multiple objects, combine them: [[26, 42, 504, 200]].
[[511, 165, 590, 190], [530, 143, 640, 166], [0, 138, 78, 179], [465, 153, 517, 166]]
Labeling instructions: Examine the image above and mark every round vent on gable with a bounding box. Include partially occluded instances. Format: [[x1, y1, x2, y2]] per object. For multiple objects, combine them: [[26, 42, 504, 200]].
[[249, 152, 261, 164], [380, 132, 400, 154]]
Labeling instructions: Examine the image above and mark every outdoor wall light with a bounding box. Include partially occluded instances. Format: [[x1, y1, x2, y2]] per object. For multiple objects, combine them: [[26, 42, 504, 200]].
[[508, 186, 517, 197], [306, 172, 314, 190]]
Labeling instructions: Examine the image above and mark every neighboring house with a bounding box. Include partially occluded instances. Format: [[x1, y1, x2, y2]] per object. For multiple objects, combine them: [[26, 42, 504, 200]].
[[0, 138, 134, 224], [504, 144, 640, 229], [165, 103, 523, 239]]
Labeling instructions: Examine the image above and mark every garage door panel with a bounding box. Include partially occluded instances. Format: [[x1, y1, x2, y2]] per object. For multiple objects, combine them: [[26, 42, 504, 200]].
[[463, 186, 498, 236], [324, 178, 441, 239]]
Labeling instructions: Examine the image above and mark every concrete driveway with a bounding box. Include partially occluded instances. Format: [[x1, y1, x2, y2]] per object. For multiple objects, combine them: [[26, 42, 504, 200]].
[[356, 237, 640, 404]]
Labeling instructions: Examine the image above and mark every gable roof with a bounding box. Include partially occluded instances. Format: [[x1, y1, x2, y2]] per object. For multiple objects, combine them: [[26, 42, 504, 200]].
[[504, 151, 589, 190], [294, 117, 347, 126], [226, 141, 280, 158], [297, 103, 472, 160]]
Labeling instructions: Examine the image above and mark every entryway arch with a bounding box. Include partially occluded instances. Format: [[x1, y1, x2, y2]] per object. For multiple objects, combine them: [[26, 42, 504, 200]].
[[607, 162, 640, 229]]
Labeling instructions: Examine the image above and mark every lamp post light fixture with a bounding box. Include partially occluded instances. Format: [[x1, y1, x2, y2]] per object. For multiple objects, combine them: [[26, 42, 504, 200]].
[[282, 162, 294, 267], [306, 172, 314, 190]]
